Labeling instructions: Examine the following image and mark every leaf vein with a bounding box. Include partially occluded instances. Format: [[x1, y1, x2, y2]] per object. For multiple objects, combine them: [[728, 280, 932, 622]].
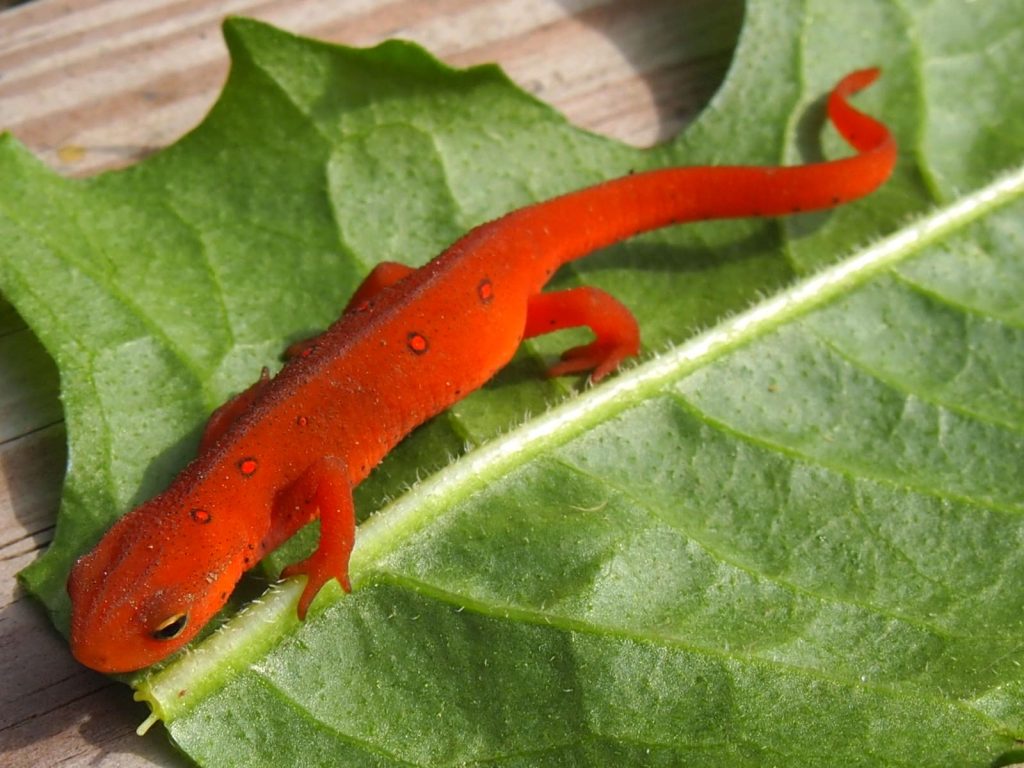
[[669, 388, 1022, 517], [810, 325, 1023, 433], [250, 669, 424, 767], [369, 571, 1009, 736], [547, 452, 963, 643]]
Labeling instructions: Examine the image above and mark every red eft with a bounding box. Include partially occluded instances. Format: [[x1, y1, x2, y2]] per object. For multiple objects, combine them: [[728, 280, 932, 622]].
[[68, 69, 896, 673]]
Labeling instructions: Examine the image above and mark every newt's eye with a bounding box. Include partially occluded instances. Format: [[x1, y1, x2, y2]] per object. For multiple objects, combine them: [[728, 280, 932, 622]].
[[152, 612, 189, 640]]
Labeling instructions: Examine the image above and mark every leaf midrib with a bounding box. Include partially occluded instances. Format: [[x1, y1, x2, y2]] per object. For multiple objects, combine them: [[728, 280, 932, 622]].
[[138, 162, 1024, 731]]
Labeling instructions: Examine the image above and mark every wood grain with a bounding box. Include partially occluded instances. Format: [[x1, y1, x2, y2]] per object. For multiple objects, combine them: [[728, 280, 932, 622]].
[[0, 0, 737, 764]]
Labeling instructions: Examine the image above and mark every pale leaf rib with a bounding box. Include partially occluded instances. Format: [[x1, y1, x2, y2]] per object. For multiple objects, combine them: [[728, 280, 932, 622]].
[[137, 161, 1024, 735]]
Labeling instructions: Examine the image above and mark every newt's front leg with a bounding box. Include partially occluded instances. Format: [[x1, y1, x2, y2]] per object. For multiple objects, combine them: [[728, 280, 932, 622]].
[[199, 367, 271, 451], [274, 456, 356, 618], [343, 261, 414, 311], [285, 262, 416, 359]]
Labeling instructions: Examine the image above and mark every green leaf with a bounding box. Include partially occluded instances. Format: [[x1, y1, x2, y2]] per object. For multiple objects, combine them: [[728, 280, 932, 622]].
[[2, 1, 1023, 765]]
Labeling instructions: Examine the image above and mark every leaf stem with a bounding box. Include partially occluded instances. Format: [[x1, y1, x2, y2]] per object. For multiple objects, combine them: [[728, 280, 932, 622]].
[[133, 579, 306, 732]]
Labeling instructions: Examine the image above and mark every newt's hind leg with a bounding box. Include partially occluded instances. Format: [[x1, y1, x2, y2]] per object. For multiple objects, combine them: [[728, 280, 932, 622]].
[[275, 456, 356, 619], [525, 287, 640, 381], [199, 367, 271, 452], [285, 262, 415, 359]]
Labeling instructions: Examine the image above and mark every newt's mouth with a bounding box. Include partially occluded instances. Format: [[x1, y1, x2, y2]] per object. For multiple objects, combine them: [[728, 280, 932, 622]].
[[70, 636, 120, 673]]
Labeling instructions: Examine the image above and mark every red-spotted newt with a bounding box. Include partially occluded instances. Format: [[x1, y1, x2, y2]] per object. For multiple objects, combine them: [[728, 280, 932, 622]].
[[68, 69, 896, 673]]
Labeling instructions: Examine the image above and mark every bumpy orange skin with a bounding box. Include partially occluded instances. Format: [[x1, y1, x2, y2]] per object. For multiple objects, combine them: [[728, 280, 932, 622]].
[[67, 70, 896, 673]]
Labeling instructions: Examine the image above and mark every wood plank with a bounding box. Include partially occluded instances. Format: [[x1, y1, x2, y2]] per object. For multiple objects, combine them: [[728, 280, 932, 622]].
[[0, 0, 738, 175], [0, 1, 737, 764]]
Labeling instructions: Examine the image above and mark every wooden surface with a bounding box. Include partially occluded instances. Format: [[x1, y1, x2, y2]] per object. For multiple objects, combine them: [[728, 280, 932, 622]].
[[0, 1, 735, 765]]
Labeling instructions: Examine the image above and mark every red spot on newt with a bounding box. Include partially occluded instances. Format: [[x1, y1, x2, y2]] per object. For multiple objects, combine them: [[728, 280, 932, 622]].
[[477, 278, 494, 304], [407, 332, 429, 355], [66, 70, 896, 673], [189, 508, 211, 524]]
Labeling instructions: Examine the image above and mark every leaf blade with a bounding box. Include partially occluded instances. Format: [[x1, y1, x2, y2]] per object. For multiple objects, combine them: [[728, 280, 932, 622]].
[[2, 1, 1023, 765]]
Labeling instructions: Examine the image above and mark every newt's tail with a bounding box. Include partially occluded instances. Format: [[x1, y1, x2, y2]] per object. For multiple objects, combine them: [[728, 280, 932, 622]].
[[486, 68, 897, 271]]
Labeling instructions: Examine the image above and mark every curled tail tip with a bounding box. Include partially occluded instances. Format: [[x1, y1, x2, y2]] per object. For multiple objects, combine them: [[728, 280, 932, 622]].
[[824, 66, 896, 178], [837, 67, 882, 94], [855, 65, 882, 80]]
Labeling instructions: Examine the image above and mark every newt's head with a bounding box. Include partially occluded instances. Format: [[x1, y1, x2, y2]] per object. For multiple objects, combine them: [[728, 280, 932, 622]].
[[68, 493, 249, 673]]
